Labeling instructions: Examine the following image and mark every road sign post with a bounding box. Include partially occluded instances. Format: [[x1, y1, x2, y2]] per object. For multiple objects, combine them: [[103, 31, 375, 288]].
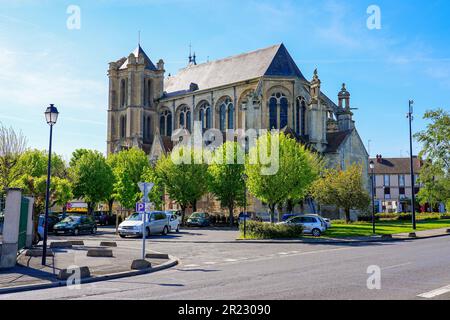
[[137, 182, 154, 260]]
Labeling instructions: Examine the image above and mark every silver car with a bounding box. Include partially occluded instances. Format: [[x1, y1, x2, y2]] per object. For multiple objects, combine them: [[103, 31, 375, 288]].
[[282, 215, 326, 237], [118, 211, 169, 238], [304, 214, 331, 229]]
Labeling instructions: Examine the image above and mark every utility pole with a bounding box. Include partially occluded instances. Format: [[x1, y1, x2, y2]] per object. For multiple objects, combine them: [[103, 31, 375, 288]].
[[407, 100, 417, 230]]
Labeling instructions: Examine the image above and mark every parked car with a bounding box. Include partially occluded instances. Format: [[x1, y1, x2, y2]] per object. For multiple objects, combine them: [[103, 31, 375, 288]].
[[305, 214, 331, 229], [35, 214, 61, 242], [53, 215, 97, 236], [186, 212, 210, 227], [238, 212, 262, 224], [118, 211, 169, 238], [93, 211, 110, 226], [281, 214, 299, 222], [281, 215, 326, 237], [164, 210, 181, 233]]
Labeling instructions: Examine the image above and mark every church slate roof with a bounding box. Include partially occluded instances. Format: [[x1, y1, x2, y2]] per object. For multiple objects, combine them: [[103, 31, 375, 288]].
[[120, 45, 157, 71], [325, 130, 353, 153], [163, 44, 306, 97]]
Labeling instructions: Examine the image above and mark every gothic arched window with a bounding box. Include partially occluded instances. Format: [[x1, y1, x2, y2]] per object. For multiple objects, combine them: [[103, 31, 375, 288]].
[[269, 97, 277, 129], [178, 106, 192, 132], [144, 116, 152, 142], [280, 97, 288, 129], [186, 111, 191, 131], [198, 102, 211, 130], [227, 104, 234, 130], [179, 111, 185, 128], [120, 115, 126, 138], [268, 92, 289, 130], [159, 109, 172, 136], [219, 104, 226, 131], [120, 79, 127, 107], [144, 79, 152, 107]]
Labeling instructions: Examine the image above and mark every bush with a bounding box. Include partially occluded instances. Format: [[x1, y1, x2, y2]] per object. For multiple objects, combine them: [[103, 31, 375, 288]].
[[240, 221, 303, 239]]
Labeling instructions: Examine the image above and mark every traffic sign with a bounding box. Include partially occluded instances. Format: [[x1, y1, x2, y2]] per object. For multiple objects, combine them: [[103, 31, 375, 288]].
[[135, 202, 152, 213], [138, 182, 154, 203]]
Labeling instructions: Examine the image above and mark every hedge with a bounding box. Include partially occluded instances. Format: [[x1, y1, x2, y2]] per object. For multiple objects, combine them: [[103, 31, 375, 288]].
[[240, 221, 303, 239], [358, 212, 446, 222]]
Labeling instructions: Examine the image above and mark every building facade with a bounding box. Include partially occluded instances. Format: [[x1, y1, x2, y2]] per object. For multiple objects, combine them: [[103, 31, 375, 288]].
[[106, 43, 369, 216], [370, 155, 422, 213]]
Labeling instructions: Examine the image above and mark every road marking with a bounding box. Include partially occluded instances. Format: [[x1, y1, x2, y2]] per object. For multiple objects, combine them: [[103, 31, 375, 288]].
[[279, 252, 289, 255], [204, 262, 217, 265], [418, 285, 450, 299], [183, 264, 200, 268], [382, 262, 412, 270], [224, 259, 238, 262]]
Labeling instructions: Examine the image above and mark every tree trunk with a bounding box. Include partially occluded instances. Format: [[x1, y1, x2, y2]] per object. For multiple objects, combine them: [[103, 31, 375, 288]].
[[108, 198, 114, 216], [277, 203, 283, 222], [269, 204, 276, 223], [192, 201, 197, 212], [88, 202, 95, 215], [345, 208, 351, 224], [229, 205, 234, 227], [286, 199, 294, 214], [181, 205, 187, 226]]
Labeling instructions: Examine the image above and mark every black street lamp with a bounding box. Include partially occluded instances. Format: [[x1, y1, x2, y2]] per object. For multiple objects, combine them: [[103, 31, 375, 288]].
[[407, 100, 417, 230], [369, 160, 376, 234], [42, 104, 59, 266]]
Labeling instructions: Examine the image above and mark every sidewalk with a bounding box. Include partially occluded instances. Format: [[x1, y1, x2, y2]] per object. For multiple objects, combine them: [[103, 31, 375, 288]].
[[0, 240, 178, 294]]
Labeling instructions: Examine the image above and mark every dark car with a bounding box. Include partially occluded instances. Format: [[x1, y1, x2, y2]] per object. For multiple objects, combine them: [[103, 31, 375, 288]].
[[186, 212, 210, 227], [53, 215, 97, 236], [94, 212, 109, 226]]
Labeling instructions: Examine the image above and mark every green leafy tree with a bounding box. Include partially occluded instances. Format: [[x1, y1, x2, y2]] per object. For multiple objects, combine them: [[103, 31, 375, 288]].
[[109, 148, 150, 210], [69, 149, 91, 168], [141, 166, 164, 210], [156, 146, 208, 224], [0, 123, 27, 192], [208, 142, 246, 226], [71, 150, 114, 214], [13, 149, 66, 179], [11, 149, 69, 215], [414, 109, 450, 210], [311, 163, 370, 223], [245, 132, 321, 223]]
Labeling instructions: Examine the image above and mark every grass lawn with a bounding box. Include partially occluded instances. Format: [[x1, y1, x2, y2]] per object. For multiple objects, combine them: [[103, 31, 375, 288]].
[[323, 219, 450, 238]]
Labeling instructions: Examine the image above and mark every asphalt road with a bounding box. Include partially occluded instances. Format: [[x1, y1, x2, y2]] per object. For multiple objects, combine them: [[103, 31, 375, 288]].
[[1, 228, 450, 300]]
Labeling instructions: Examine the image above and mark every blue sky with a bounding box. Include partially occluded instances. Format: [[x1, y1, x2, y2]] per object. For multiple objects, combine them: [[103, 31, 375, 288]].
[[0, 0, 449, 161]]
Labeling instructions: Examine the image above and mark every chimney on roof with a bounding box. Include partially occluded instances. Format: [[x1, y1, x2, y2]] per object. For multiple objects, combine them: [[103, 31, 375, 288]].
[[376, 154, 383, 163]]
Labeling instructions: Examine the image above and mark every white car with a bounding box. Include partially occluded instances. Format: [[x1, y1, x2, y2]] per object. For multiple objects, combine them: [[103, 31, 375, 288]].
[[164, 210, 181, 233], [118, 212, 169, 238], [281, 215, 327, 237], [304, 214, 332, 229]]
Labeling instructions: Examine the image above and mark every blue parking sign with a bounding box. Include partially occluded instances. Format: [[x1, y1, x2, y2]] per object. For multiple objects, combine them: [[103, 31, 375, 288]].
[[136, 202, 145, 213]]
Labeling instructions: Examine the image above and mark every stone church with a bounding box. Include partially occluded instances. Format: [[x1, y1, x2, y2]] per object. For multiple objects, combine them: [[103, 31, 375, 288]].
[[106, 43, 369, 217]]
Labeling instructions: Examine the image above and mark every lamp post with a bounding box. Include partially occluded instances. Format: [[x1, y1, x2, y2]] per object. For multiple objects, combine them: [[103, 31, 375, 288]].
[[42, 104, 59, 266], [407, 100, 417, 230], [369, 160, 376, 234]]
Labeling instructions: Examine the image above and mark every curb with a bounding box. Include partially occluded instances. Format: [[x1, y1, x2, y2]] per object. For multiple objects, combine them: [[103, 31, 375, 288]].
[[234, 232, 450, 244], [0, 255, 178, 295]]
